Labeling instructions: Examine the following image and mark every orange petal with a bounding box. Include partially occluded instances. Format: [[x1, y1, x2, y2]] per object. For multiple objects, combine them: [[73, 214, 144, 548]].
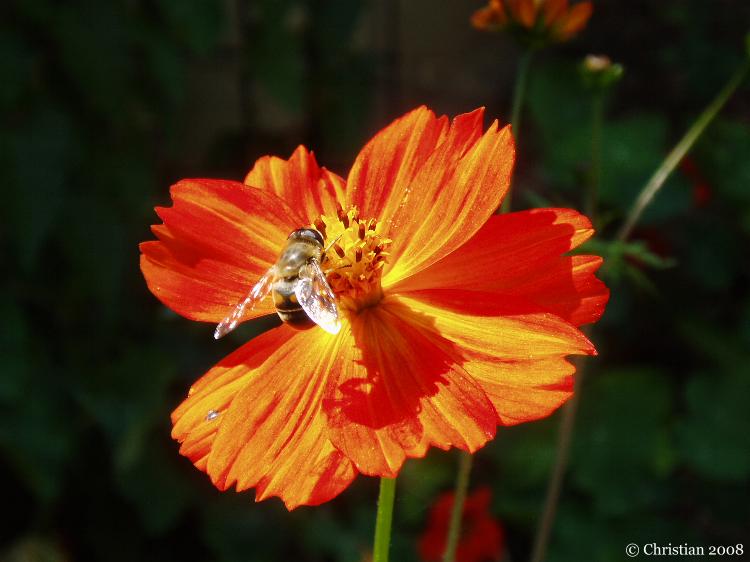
[[140, 179, 303, 323], [505, 255, 608, 326], [469, 356, 578, 425], [557, 1, 592, 39], [172, 326, 358, 509], [347, 107, 514, 286], [390, 208, 608, 326], [397, 294, 594, 425], [508, 0, 536, 27], [346, 106, 451, 224], [322, 298, 498, 477], [542, 0, 569, 25], [471, 0, 508, 30], [244, 145, 347, 223]]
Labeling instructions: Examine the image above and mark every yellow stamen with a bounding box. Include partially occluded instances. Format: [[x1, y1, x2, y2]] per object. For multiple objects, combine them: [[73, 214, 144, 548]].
[[313, 206, 390, 311]]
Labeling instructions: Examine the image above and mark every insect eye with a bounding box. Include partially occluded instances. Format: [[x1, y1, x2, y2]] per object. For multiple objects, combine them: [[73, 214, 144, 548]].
[[290, 228, 324, 246]]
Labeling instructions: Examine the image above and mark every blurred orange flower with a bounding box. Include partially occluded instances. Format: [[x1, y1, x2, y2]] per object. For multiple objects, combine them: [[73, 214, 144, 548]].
[[418, 487, 505, 562], [472, 0, 593, 44], [140, 106, 608, 509]]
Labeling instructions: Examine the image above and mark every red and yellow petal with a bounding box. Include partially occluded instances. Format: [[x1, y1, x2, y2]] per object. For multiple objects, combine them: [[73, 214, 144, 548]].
[[543, 0, 569, 25], [322, 298, 498, 477], [396, 294, 594, 426], [556, 1, 592, 39], [390, 208, 608, 326], [471, 0, 508, 31], [140, 178, 302, 323], [244, 145, 347, 223], [346, 107, 451, 223], [503, 254, 607, 326], [508, 0, 537, 27], [172, 325, 357, 509], [346, 106, 514, 286]]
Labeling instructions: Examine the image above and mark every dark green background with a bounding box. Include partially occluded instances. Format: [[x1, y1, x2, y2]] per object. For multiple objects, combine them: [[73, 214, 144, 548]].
[[2, 1, 749, 560]]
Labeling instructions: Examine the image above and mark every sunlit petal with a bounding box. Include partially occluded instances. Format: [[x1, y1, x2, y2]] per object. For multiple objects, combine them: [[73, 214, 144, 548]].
[[323, 298, 497, 477], [140, 179, 302, 323], [173, 325, 357, 509], [244, 145, 346, 222]]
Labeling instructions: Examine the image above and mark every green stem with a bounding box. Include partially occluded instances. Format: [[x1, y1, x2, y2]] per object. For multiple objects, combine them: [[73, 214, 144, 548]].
[[616, 58, 749, 242], [529, 356, 587, 562], [531, 96, 605, 562], [442, 452, 474, 562], [510, 49, 534, 142], [530, 57, 750, 562], [501, 48, 535, 213], [586, 93, 604, 222], [373, 477, 397, 562], [531, 91, 606, 562]]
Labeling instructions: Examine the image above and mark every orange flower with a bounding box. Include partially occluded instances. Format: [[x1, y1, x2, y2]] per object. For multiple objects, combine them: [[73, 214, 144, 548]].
[[418, 488, 505, 562], [140, 106, 608, 509], [472, 0, 593, 44]]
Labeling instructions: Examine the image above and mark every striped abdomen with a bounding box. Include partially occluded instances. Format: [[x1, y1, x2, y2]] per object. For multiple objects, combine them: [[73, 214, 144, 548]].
[[272, 278, 314, 329]]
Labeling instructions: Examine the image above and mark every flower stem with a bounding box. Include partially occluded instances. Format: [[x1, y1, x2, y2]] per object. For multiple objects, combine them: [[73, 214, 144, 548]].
[[530, 89, 606, 562], [373, 477, 397, 562], [586, 93, 604, 222], [529, 356, 587, 562], [510, 49, 534, 142], [616, 58, 749, 242], [442, 451, 473, 562], [501, 48, 535, 213], [530, 56, 750, 562]]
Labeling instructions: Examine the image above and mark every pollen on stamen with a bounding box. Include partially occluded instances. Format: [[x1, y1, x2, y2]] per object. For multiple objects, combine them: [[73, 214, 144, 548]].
[[314, 218, 327, 238], [311, 205, 391, 312]]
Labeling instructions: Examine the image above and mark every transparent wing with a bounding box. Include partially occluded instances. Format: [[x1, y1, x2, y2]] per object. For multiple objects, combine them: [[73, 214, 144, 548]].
[[214, 267, 276, 339], [295, 260, 341, 335]]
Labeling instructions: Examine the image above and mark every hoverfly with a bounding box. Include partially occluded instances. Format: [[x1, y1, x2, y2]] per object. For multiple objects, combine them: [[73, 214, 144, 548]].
[[213, 228, 341, 339]]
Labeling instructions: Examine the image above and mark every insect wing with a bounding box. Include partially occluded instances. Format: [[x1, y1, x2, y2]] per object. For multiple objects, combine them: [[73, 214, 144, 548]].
[[214, 267, 276, 339], [295, 260, 341, 335]]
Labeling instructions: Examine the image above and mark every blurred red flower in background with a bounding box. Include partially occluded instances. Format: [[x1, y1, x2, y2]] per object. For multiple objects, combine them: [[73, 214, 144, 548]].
[[419, 487, 505, 562], [140, 106, 608, 509], [472, 0, 593, 44], [680, 157, 712, 208]]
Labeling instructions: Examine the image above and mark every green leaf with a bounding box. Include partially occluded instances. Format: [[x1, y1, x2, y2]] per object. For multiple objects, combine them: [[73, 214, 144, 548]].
[[156, 0, 224, 56], [73, 347, 176, 469], [250, 1, 307, 116], [54, 0, 134, 119], [677, 371, 750, 482], [570, 367, 676, 515], [114, 439, 194, 534], [0, 32, 34, 109], [529, 61, 691, 221], [695, 119, 750, 205], [201, 495, 290, 562], [548, 503, 699, 562], [3, 106, 74, 270], [581, 239, 675, 293]]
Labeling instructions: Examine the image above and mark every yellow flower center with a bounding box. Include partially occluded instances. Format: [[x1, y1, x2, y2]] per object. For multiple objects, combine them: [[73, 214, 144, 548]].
[[313, 206, 390, 312]]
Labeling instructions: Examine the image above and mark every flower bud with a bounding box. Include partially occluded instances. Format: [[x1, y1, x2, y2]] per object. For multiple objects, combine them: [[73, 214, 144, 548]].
[[580, 54, 624, 91]]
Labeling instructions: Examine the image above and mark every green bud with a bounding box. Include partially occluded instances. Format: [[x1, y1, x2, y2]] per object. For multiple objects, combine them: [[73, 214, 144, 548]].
[[580, 54, 624, 91]]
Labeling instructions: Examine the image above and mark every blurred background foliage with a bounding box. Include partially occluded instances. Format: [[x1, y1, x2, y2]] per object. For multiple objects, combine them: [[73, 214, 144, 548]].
[[1, 0, 749, 560]]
